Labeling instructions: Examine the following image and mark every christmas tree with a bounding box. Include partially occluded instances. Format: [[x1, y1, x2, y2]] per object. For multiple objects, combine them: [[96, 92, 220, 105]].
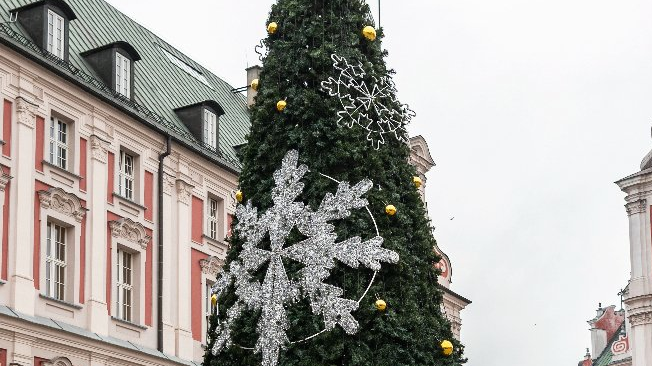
[[203, 0, 465, 365]]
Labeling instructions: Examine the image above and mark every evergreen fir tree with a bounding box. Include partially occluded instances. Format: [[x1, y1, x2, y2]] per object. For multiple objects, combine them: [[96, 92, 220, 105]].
[[203, 1, 465, 365]]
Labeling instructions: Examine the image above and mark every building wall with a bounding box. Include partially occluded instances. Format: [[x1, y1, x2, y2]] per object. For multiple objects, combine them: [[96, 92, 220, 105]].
[[0, 43, 236, 365]]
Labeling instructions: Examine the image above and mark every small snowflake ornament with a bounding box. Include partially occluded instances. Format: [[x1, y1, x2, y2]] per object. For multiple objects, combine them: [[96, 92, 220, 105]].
[[321, 54, 415, 149], [211, 150, 399, 366]]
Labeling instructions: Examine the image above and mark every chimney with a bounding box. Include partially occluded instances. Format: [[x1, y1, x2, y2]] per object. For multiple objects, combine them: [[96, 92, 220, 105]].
[[246, 65, 262, 107]]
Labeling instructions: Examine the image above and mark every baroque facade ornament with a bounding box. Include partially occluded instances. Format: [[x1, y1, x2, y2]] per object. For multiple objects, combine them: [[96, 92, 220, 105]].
[[109, 218, 151, 249], [89, 135, 109, 163], [628, 311, 652, 326], [16, 97, 37, 128], [0, 169, 12, 191], [200, 256, 224, 277], [176, 179, 193, 205], [38, 187, 87, 222], [625, 199, 647, 216]]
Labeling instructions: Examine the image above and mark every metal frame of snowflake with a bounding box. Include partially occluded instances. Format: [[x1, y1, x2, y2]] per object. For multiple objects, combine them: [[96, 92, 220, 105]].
[[321, 53, 415, 149], [210, 150, 399, 366], [254, 39, 268, 62]]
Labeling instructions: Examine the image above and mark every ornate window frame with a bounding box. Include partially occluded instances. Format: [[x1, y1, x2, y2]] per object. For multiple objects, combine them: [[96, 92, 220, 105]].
[[200, 255, 223, 344]]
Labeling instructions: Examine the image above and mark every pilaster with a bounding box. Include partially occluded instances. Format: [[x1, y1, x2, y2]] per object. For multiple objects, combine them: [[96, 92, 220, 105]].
[[175, 178, 193, 360], [161, 173, 176, 355], [87, 135, 110, 335], [10, 97, 37, 315]]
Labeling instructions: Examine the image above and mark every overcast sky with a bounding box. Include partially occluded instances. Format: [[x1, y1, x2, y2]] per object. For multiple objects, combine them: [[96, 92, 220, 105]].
[[106, 1, 652, 364]]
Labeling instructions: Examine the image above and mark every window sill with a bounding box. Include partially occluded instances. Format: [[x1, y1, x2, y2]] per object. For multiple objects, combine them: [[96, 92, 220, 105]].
[[112, 193, 147, 210], [39, 294, 83, 310], [111, 316, 148, 330], [42, 161, 84, 180], [202, 234, 229, 254], [0, 279, 6, 285]]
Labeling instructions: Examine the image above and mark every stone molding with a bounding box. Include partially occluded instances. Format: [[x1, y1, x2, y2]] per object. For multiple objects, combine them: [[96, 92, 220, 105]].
[[0, 170, 12, 191], [625, 199, 647, 216], [199, 256, 224, 276], [629, 311, 652, 326], [16, 97, 37, 128], [162, 174, 175, 195], [38, 187, 87, 222], [109, 218, 151, 249], [176, 179, 193, 205], [89, 135, 109, 163], [43, 357, 73, 366]]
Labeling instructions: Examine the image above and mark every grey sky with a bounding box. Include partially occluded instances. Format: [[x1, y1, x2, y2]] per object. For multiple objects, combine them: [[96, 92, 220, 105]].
[[106, 1, 652, 364]]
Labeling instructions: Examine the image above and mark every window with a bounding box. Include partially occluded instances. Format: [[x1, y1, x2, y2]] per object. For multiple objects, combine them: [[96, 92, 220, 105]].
[[116, 249, 133, 322], [47, 9, 65, 59], [207, 197, 218, 240], [49, 117, 68, 169], [203, 109, 217, 149], [205, 280, 216, 342], [118, 150, 134, 200], [45, 222, 67, 301], [116, 52, 131, 98]]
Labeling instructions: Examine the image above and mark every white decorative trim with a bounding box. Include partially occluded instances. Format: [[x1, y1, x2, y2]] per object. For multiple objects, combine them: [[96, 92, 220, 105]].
[[0, 170, 12, 191], [176, 179, 193, 205], [109, 218, 151, 249], [162, 174, 175, 195], [200, 256, 224, 276], [38, 187, 87, 222], [89, 135, 109, 163], [43, 357, 73, 366], [629, 311, 652, 326], [16, 97, 37, 128], [626, 199, 647, 216]]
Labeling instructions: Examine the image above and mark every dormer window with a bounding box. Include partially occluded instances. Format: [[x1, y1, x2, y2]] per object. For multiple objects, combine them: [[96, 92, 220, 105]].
[[47, 9, 65, 59], [81, 42, 141, 100], [203, 109, 217, 149], [12, 0, 77, 61], [174, 101, 225, 151], [116, 52, 131, 98]]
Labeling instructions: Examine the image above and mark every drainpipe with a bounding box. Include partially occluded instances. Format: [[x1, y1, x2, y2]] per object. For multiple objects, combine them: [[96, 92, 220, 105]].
[[157, 135, 171, 352]]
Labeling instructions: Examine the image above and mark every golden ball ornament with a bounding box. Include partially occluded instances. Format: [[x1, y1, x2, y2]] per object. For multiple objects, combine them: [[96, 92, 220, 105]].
[[267, 22, 278, 34], [211, 294, 218, 307], [250, 78, 259, 91], [441, 340, 454, 356], [385, 204, 397, 216], [375, 299, 387, 311], [276, 100, 287, 112], [235, 190, 243, 203], [362, 26, 377, 41], [413, 176, 422, 188]]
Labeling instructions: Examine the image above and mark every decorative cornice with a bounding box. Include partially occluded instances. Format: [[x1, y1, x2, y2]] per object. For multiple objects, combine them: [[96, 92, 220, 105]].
[[16, 97, 37, 128], [109, 218, 151, 249], [176, 179, 193, 205], [629, 311, 652, 326], [38, 187, 87, 222], [625, 199, 647, 216], [162, 174, 175, 195], [200, 256, 224, 276], [89, 135, 109, 163]]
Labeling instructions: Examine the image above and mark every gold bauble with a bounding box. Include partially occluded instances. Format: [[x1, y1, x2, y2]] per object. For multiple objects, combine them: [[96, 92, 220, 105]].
[[267, 22, 278, 34], [441, 340, 454, 356], [385, 204, 397, 216], [277, 100, 287, 112], [250, 78, 259, 91], [413, 176, 422, 188], [211, 294, 218, 307], [362, 26, 377, 41], [375, 299, 387, 311], [235, 190, 243, 202]]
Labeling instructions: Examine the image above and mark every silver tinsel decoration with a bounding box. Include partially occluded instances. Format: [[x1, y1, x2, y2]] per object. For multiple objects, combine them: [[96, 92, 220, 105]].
[[321, 54, 415, 149], [211, 150, 399, 366]]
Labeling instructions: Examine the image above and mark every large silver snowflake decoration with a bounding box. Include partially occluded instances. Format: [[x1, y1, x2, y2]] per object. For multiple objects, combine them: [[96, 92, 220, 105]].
[[211, 150, 399, 366], [321, 54, 415, 149]]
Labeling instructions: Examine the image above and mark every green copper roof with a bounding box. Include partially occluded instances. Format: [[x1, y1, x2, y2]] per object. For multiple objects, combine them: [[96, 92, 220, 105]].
[[0, 0, 250, 171]]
